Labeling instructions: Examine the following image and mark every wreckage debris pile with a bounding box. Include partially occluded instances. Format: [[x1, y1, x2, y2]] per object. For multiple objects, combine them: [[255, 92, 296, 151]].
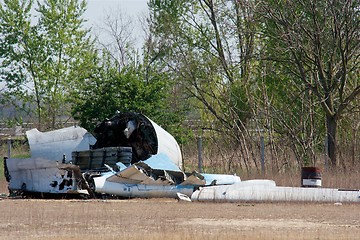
[[93, 112, 158, 164]]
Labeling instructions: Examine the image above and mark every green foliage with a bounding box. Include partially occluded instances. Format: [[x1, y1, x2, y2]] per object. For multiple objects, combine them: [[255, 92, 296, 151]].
[[0, 0, 97, 129], [228, 81, 252, 125], [71, 50, 190, 143], [259, 0, 360, 166]]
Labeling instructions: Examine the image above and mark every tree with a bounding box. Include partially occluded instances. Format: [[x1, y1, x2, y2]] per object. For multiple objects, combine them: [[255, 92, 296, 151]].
[[147, 0, 257, 126], [260, 0, 360, 166], [0, 0, 97, 129], [71, 9, 190, 143], [95, 9, 137, 71], [0, 0, 35, 122], [147, 0, 262, 170], [71, 51, 168, 129]]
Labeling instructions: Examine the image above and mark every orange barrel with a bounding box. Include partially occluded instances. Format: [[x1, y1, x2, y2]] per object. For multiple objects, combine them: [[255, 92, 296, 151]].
[[301, 167, 322, 187]]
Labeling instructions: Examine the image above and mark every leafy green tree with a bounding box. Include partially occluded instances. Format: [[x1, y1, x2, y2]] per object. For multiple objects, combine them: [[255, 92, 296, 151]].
[[0, 0, 35, 120], [260, 0, 360, 166], [67, 6, 190, 143], [70, 50, 186, 140], [0, 0, 96, 129], [260, 64, 326, 166]]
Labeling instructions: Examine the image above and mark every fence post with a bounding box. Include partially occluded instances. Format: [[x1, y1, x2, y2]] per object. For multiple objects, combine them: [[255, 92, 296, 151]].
[[324, 136, 328, 170], [7, 138, 11, 158], [197, 136, 203, 173], [260, 134, 265, 175]]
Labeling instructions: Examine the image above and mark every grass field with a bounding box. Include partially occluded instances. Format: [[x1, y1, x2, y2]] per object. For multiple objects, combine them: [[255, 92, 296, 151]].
[[0, 198, 359, 240]]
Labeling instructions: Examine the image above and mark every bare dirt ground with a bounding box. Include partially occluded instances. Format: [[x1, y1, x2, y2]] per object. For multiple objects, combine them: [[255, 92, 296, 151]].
[[1, 178, 360, 240]]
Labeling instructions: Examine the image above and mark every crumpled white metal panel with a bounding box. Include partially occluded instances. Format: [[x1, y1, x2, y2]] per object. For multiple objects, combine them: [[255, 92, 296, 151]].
[[147, 118, 183, 169], [93, 174, 195, 198], [27, 126, 96, 162], [6, 158, 75, 193], [107, 165, 152, 184], [201, 173, 241, 185]]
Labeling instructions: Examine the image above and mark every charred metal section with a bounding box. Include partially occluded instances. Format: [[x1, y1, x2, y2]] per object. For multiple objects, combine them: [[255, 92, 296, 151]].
[[3, 157, 11, 183], [93, 112, 158, 164], [58, 164, 95, 198], [72, 147, 132, 171]]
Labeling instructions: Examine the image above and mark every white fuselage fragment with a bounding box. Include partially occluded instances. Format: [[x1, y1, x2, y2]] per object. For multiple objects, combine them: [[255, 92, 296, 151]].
[[6, 158, 75, 193], [93, 172, 194, 198], [27, 126, 96, 162], [6, 126, 96, 194], [147, 118, 183, 169], [91, 153, 242, 198], [191, 180, 360, 203]]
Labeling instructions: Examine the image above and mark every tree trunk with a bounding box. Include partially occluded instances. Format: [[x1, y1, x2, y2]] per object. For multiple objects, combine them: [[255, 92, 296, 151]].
[[326, 115, 337, 166]]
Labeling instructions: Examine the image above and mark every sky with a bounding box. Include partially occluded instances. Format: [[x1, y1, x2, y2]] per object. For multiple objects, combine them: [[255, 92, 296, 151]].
[[0, 0, 149, 89], [84, 0, 149, 47], [85, 0, 149, 24]]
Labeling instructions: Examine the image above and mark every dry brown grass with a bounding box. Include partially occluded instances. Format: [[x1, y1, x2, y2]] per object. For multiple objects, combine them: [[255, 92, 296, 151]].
[[0, 198, 360, 240], [241, 167, 360, 190], [182, 145, 360, 190]]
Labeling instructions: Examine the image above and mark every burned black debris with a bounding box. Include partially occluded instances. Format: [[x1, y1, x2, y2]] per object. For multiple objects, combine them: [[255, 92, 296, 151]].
[[72, 147, 132, 171], [93, 112, 158, 164]]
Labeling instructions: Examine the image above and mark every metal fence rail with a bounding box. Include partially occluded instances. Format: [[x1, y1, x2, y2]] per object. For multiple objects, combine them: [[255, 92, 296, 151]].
[[0, 122, 78, 138]]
